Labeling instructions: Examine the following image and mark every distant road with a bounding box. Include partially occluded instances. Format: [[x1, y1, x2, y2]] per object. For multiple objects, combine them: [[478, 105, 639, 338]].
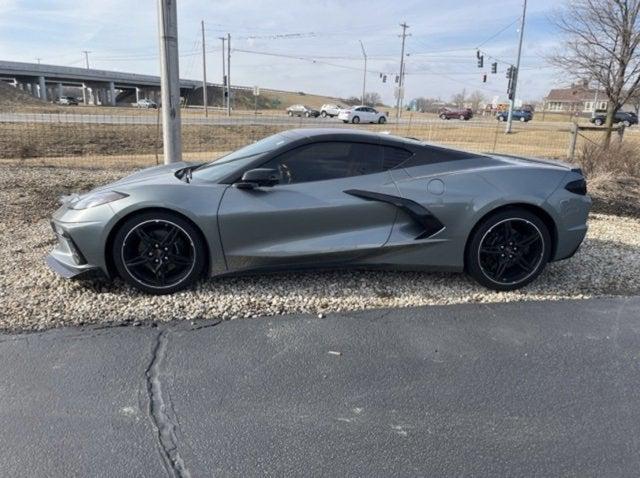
[[0, 111, 581, 129], [0, 297, 639, 476]]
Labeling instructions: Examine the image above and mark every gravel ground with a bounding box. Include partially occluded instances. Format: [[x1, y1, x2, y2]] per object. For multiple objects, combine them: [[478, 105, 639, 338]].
[[1, 166, 640, 332]]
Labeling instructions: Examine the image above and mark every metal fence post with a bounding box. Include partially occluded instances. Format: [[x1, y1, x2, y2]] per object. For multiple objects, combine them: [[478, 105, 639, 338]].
[[567, 122, 578, 161]]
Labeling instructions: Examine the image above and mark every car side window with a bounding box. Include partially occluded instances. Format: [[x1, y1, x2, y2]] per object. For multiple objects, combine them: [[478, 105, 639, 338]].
[[260, 141, 385, 184], [381, 146, 413, 170]]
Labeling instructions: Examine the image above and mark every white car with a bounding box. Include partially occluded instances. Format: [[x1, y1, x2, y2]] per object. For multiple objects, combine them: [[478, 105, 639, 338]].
[[320, 104, 343, 118], [338, 106, 387, 124], [134, 98, 158, 109]]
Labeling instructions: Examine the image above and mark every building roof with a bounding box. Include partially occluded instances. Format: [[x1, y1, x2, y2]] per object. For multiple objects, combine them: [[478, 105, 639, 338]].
[[545, 83, 603, 102]]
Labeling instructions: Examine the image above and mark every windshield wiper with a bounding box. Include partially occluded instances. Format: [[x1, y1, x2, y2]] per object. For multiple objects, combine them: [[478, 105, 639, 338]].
[[175, 163, 204, 183]]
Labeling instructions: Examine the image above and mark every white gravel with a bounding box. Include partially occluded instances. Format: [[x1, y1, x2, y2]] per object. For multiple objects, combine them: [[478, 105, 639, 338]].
[[1, 166, 640, 331]]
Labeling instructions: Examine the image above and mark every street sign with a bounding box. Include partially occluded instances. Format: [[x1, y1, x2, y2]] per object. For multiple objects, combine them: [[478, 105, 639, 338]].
[[394, 86, 404, 99], [253, 86, 260, 96]]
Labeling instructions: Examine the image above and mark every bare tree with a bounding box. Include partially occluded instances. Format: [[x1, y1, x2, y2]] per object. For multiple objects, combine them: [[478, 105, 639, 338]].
[[468, 90, 486, 112], [363, 92, 382, 106], [451, 89, 467, 108], [550, 0, 640, 146]]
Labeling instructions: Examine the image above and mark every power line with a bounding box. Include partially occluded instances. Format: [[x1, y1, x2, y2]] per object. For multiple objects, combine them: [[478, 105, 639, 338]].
[[475, 17, 521, 49]]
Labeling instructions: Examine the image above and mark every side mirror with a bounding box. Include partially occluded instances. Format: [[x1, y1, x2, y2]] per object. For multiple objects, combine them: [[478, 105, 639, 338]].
[[235, 168, 280, 190]]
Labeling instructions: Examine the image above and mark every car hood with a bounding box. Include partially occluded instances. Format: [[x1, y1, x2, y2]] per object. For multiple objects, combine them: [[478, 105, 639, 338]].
[[95, 161, 199, 191]]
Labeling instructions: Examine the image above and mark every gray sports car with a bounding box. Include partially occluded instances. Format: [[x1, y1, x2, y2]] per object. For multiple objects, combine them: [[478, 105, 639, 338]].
[[46, 128, 590, 294]]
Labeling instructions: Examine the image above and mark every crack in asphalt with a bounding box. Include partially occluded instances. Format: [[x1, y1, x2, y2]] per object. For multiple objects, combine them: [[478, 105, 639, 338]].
[[145, 329, 191, 478]]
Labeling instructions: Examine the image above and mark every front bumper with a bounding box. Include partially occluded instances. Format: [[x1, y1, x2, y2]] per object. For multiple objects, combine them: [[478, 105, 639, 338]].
[[45, 253, 101, 279], [46, 220, 103, 279]]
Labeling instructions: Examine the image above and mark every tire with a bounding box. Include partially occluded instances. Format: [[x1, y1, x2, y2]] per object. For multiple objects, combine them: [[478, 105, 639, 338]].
[[594, 118, 603, 126], [321, 111, 327, 118], [439, 114, 447, 120], [112, 211, 206, 295], [465, 208, 551, 291], [288, 111, 293, 117], [378, 116, 387, 124], [352, 116, 360, 124], [305, 111, 310, 118], [459, 115, 465, 120], [623, 120, 631, 127], [497, 115, 505, 122], [520, 116, 526, 122]]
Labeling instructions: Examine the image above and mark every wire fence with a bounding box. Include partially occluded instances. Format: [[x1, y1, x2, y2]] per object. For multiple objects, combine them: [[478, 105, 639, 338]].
[[1, 105, 638, 169]]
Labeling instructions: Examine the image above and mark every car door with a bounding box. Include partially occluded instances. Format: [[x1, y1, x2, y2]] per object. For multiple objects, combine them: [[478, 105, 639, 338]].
[[217, 140, 400, 271]]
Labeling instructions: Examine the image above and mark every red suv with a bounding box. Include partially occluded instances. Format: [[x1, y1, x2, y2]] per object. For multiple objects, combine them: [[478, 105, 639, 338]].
[[439, 108, 473, 120]]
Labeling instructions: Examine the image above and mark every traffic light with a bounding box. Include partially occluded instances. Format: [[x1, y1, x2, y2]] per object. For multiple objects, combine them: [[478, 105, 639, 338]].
[[505, 66, 513, 79], [491, 62, 497, 74], [395, 75, 399, 83], [477, 55, 484, 68], [482, 74, 487, 83], [382, 74, 387, 83]]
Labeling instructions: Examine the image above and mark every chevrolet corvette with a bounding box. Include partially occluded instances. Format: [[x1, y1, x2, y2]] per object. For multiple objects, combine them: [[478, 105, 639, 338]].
[[46, 128, 590, 294]]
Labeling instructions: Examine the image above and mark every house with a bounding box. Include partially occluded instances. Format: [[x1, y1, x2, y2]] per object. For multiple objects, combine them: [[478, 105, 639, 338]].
[[542, 80, 608, 114]]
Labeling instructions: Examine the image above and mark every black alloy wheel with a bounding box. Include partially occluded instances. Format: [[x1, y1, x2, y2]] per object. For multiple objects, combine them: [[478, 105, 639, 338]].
[[113, 212, 206, 294], [466, 209, 551, 291]]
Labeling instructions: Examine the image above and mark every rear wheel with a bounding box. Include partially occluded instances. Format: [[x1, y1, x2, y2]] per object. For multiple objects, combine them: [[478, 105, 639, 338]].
[[288, 111, 293, 117], [594, 118, 603, 126], [520, 116, 526, 122], [305, 111, 310, 118], [497, 115, 505, 122], [352, 116, 360, 124], [466, 209, 551, 291], [321, 111, 327, 118], [112, 211, 206, 294], [459, 114, 465, 120]]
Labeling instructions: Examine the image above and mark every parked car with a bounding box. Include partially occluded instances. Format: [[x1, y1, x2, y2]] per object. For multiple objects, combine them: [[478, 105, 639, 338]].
[[286, 105, 320, 118], [496, 110, 533, 122], [320, 104, 343, 118], [590, 111, 638, 127], [338, 106, 387, 124], [54, 96, 78, 106], [135, 99, 158, 109], [46, 128, 590, 294], [439, 108, 473, 120]]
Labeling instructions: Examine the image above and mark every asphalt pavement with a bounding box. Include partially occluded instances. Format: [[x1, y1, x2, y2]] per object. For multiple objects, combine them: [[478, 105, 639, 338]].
[[1, 297, 639, 477]]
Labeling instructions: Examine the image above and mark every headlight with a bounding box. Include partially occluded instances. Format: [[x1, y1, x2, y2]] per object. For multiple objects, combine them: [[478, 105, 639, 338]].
[[69, 191, 128, 210]]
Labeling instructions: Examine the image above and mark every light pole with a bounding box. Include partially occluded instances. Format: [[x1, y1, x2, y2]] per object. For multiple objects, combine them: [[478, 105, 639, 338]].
[[359, 40, 367, 105], [201, 20, 208, 117], [505, 0, 527, 134], [157, 0, 182, 164]]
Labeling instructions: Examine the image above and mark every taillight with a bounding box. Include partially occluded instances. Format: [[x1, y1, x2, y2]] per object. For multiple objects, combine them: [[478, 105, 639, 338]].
[[565, 178, 587, 195]]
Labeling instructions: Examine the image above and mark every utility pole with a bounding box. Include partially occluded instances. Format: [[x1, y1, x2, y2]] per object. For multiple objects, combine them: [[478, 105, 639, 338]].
[[157, 0, 182, 164], [201, 20, 208, 117], [36, 58, 41, 65], [505, 0, 527, 134], [220, 37, 226, 108], [592, 80, 600, 118], [82, 50, 91, 69], [226, 33, 231, 116], [359, 40, 367, 105], [396, 22, 410, 120]]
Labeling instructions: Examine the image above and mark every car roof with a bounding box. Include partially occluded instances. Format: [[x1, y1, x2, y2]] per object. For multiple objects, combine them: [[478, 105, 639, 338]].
[[278, 128, 422, 147]]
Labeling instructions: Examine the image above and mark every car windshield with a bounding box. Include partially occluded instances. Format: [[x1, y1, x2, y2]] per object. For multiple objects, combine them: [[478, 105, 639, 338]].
[[192, 133, 290, 181]]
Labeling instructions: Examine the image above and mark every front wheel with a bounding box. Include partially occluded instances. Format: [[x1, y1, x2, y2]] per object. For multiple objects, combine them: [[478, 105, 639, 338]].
[[594, 118, 603, 126], [459, 115, 465, 120], [112, 211, 206, 294], [288, 111, 293, 117], [305, 112, 310, 118], [520, 116, 526, 122], [497, 115, 505, 122], [378, 116, 387, 124], [465, 209, 551, 291], [439, 114, 447, 120]]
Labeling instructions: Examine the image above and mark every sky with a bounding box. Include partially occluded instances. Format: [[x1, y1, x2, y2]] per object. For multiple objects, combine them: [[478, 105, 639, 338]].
[[0, 0, 573, 105]]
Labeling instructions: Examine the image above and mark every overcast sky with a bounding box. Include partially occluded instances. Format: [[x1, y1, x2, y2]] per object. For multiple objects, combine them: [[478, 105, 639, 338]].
[[0, 0, 572, 104]]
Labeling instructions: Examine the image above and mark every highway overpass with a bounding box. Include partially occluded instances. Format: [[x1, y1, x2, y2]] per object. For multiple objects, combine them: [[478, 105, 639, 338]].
[[0, 60, 204, 105]]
